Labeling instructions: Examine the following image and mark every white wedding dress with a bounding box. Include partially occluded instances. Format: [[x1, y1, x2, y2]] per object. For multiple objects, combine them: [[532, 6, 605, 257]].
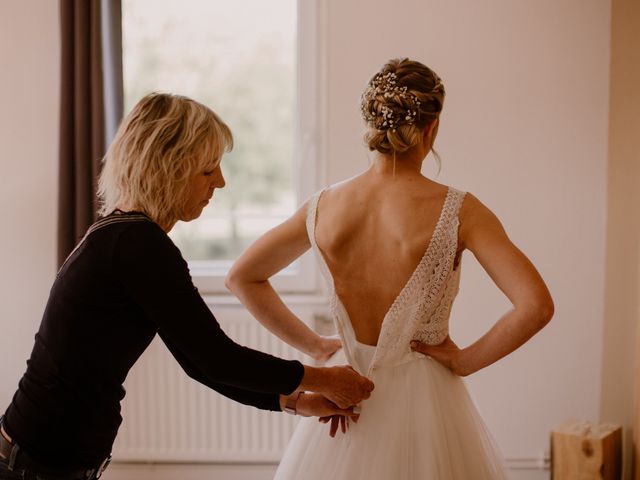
[[274, 186, 508, 480]]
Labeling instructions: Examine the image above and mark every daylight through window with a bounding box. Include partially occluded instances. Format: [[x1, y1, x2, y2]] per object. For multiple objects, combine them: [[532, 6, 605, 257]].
[[123, 0, 298, 277]]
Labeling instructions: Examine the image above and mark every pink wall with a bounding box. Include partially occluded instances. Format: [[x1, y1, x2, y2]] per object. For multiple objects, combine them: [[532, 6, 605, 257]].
[[0, 0, 59, 406], [322, 0, 611, 472]]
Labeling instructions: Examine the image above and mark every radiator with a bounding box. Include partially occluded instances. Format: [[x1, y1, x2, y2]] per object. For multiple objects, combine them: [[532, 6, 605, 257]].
[[112, 313, 308, 463]]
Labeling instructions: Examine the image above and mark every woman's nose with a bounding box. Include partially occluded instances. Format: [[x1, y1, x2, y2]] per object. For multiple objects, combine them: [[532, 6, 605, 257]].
[[215, 171, 225, 189]]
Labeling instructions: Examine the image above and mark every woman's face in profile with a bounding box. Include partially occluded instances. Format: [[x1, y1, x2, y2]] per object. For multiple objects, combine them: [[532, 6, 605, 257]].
[[181, 160, 226, 222]]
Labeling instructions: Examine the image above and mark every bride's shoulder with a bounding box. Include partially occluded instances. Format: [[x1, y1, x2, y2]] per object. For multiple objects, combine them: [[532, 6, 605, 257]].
[[457, 191, 507, 250], [298, 180, 354, 218], [313, 176, 363, 203], [325, 174, 364, 192], [419, 181, 464, 205], [457, 191, 495, 220]]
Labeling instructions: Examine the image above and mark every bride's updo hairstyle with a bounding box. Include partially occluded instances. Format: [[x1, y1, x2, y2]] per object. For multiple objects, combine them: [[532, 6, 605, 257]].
[[361, 58, 444, 155]]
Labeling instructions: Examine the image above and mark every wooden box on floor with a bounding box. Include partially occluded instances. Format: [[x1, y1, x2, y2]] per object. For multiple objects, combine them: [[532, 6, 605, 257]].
[[551, 420, 622, 480]]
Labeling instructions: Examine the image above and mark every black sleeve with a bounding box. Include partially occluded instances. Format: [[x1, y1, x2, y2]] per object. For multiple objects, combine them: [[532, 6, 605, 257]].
[[159, 332, 282, 411], [113, 222, 304, 399]]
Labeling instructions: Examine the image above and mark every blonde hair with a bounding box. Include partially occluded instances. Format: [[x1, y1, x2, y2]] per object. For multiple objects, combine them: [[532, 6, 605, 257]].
[[361, 58, 444, 156], [97, 92, 233, 228]]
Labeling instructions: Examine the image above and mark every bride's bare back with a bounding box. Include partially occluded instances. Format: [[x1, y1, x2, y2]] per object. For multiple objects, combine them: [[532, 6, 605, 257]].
[[314, 172, 453, 346], [228, 56, 552, 380]]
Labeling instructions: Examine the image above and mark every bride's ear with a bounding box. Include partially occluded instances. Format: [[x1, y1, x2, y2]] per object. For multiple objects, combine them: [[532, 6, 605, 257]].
[[423, 118, 439, 147]]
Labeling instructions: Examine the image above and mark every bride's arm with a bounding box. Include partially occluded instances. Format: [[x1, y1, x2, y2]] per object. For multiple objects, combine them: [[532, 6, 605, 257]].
[[411, 193, 554, 376], [225, 202, 340, 362]]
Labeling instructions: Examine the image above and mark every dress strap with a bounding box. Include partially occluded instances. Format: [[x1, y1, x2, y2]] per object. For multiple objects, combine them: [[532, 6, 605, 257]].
[[439, 187, 466, 230], [305, 189, 326, 251], [449, 187, 467, 220], [436, 187, 466, 267], [305, 189, 336, 291]]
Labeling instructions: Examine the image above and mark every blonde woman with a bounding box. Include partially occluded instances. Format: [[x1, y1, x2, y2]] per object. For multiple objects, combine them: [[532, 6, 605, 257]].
[[226, 59, 554, 479], [0, 93, 373, 480]]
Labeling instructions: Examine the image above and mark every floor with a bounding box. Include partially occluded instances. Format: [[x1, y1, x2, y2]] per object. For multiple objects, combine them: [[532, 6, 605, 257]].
[[101, 462, 549, 480], [102, 463, 278, 480]]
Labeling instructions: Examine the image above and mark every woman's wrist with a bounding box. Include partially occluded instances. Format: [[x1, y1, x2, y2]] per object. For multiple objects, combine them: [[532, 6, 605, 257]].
[[298, 364, 327, 393], [294, 392, 325, 418], [280, 391, 304, 415]]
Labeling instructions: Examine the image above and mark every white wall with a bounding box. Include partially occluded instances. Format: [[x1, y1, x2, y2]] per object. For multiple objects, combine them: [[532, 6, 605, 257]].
[[0, 1, 60, 408], [321, 0, 611, 472], [0, 0, 617, 479]]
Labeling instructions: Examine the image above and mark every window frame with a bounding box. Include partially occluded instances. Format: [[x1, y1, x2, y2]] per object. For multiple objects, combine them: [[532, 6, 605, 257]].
[[188, 0, 324, 294]]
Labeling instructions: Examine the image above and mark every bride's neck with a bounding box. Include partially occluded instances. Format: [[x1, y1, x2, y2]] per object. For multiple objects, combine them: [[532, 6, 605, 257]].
[[370, 151, 425, 177]]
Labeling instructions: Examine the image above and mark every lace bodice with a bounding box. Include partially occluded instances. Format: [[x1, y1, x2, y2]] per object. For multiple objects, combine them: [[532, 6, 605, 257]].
[[306, 186, 467, 374]]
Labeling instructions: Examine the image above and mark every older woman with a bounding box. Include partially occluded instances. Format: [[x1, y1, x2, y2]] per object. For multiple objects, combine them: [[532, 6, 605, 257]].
[[0, 93, 373, 480]]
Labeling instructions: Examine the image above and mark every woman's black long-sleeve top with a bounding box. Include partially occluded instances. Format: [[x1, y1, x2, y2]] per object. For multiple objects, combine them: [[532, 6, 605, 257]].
[[2, 212, 304, 468]]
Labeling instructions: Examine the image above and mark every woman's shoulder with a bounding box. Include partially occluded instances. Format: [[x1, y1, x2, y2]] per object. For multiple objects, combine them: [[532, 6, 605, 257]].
[[104, 214, 181, 259], [90, 211, 164, 242], [94, 210, 158, 231]]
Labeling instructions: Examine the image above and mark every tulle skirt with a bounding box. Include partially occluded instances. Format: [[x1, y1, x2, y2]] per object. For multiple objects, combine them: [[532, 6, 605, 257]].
[[274, 343, 507, 480]]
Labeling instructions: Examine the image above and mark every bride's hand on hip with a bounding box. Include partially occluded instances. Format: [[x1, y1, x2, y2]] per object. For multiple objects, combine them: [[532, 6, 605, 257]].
[[410, 336, 471, 377], [312, 336, 342, 364]]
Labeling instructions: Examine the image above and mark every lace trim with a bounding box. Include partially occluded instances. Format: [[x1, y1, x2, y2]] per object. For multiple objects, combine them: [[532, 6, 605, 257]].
[[379, 187, 456, 322], [306, 186, 468, 370], [374, 188, 467, 365]]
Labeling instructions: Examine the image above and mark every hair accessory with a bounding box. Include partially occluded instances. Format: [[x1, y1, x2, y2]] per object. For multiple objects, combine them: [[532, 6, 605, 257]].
[[361, 72, 421, 131]]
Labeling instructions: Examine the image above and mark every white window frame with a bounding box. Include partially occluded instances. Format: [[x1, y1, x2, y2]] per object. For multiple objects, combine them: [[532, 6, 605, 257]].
[[190, 0, 324, 294]]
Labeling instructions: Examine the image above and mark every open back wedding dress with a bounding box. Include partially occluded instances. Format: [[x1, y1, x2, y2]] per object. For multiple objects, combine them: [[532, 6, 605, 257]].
[[274, 186, 507, 480]]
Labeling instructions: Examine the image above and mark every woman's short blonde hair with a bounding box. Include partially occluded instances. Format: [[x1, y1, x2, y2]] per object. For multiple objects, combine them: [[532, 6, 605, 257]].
[[361, 58, 444, 155], [97, 92, 233, 228]]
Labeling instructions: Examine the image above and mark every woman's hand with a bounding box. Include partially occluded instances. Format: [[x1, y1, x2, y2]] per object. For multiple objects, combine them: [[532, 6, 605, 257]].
[[319, 412, 359, 438], [312, 336, 342, 364], [323, 366, 374, 408], [300, 365, 374, 409], [410, 336, 471, 376], [294, 392, 357, 419], [280, 392, 359, 438]]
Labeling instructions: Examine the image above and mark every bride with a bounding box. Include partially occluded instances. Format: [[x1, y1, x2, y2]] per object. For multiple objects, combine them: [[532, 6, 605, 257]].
[[225, 58, 554, 479]]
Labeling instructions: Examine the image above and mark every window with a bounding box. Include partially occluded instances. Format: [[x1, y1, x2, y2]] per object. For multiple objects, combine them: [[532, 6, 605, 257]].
[[122, 0, 320, 292]]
